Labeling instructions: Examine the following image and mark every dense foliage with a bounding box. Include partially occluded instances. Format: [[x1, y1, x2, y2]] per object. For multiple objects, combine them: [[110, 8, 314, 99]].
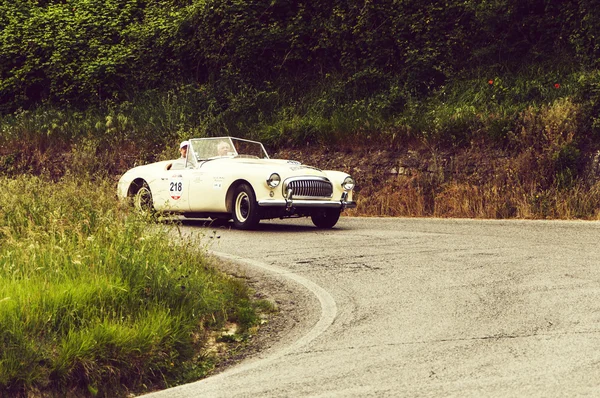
[[1, 0, 599, 112]]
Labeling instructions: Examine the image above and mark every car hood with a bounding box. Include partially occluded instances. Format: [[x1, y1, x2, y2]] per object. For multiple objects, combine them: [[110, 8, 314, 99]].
[[201, 157, 327, 177]]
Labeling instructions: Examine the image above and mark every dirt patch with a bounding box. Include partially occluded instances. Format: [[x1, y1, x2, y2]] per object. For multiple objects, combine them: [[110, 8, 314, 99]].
[[206, 255, 321, 375]]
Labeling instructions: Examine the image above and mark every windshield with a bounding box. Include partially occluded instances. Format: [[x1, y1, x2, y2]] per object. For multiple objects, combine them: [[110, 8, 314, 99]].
[[189, 137, 270, 161]]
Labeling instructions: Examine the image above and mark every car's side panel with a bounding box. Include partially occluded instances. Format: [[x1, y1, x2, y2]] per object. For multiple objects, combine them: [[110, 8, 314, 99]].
[[186, 168, 229, 212], [154, 170, 192, 212], [186, 159, 281, 213], [136, 162, 192, 212]]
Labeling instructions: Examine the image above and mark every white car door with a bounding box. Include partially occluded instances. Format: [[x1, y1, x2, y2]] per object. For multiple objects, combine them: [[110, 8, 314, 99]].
[[186, 161, 229, 212], [150, 162, 192, 212]]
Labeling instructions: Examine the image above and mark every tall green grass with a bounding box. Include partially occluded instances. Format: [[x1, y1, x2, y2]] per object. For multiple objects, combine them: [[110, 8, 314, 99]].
[[0, 176, 260, 397]]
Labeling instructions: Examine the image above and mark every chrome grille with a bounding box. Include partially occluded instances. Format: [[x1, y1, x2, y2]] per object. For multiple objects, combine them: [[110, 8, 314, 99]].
[[284, 178, 333, 199]]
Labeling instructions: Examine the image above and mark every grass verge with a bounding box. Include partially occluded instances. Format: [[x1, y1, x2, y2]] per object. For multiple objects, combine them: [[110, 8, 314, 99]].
[[0, 176, 266, 397]]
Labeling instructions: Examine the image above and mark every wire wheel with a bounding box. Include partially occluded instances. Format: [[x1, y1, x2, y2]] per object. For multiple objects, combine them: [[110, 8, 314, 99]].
[[133, 182, 154, 215]]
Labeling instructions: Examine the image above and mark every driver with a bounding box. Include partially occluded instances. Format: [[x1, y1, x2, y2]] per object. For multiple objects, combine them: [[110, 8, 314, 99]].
[[179, 140, 189, 159], [166, 140, 189, 170], [216, 141, 231, 156]]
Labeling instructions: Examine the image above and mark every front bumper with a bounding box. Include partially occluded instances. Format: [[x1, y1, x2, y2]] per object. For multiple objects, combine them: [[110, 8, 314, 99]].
[[258, 198, 357, 210]]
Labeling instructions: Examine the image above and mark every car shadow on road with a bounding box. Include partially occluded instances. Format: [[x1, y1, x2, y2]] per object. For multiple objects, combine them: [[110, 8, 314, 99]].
[[176, 218, 348, 233]]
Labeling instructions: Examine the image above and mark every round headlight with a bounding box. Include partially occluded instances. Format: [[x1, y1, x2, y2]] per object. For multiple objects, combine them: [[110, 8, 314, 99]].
[[267, 173, 281, 188], [342, 176, 355, 191]]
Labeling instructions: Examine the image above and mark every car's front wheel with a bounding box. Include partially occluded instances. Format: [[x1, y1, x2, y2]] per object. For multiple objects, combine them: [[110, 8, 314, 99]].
[[133, 182, 154, 216], [311, 208, 341, 229], [232, 183, 260, 230]]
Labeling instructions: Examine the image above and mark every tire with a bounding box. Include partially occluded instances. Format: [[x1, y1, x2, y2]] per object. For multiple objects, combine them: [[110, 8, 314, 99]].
[[231, 183, 260, 230], [133, 182, 155, 216], [311, 208, 341, 229]]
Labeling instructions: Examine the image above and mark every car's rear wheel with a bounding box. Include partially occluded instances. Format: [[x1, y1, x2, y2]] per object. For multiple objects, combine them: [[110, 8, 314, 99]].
[[232, 183, 260, 230], [311, 208, 341, 229], [133, 182, 154, 216]]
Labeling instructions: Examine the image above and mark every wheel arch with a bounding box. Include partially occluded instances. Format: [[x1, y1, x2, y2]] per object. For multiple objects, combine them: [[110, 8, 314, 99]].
[[127, 178, 148, 197], [225, 179, 254, 213]]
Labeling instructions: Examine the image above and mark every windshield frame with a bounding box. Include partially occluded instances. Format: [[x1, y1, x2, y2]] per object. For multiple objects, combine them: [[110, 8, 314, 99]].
[[189, 137, 270, 161]]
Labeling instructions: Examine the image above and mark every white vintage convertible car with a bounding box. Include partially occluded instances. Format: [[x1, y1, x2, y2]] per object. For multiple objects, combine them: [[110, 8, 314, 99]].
[[117, 137, 356, 229]]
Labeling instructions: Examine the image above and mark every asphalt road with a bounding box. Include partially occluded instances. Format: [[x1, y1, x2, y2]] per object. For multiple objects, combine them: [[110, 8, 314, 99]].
[[146, 217, 600, 397]]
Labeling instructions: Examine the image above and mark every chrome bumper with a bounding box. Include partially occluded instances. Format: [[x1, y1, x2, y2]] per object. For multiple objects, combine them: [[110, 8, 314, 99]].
[[258, 198, 357, 210]]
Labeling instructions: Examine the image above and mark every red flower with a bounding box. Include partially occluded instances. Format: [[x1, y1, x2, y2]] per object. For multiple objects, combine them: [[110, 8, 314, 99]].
[[554, 83, 560, 89], [488, 80, 494, 85]]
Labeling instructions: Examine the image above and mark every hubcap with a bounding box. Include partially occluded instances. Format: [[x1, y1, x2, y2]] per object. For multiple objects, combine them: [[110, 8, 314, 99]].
[[235, 192, 249, 221]]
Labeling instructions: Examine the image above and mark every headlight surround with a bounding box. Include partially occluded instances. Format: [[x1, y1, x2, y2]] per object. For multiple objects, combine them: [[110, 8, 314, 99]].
[[266, 173, 281, 188], [342, 176, 355, 191]]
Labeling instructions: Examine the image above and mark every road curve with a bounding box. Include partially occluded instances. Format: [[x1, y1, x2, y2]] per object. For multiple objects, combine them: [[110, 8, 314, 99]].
[[205, 251, 338, 375], [146, 217, 600, 397]]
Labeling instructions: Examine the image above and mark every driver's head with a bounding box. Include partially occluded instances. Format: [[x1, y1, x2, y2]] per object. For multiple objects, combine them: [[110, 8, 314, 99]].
[[179, 141, 189, 158], [217, 141, 231, 156]]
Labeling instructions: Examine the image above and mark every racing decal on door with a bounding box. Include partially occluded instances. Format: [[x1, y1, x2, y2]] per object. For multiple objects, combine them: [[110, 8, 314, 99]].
[[213, 176, 224, 190], [169, 174, 184, 200]]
